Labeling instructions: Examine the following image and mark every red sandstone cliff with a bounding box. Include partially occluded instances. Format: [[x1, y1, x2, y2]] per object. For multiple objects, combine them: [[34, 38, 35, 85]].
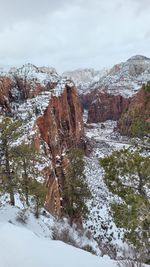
[[0, 76, 14, 112], [80, 90, 130, 123], [118, 86, 150, 137], [0, 67, 84, 217], [36, 85, 84, 215]]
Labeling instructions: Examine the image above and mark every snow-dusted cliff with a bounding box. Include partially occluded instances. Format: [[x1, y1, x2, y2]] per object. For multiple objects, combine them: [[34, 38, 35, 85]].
[[64, 55, 150, 98], [0, 63, 84, 217]]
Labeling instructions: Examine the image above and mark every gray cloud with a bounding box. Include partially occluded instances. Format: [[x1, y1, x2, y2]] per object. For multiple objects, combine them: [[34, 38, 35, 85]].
[[0, 0, 150, 72]]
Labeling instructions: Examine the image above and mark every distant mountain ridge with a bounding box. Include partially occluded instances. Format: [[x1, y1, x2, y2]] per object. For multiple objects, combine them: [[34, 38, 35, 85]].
[[77, 55, 150, 126], [63, 68, 109, 94], [64, 55, 150, 97]]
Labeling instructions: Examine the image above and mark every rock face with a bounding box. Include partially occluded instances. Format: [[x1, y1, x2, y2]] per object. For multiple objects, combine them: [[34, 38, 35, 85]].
[[80, 89, 130, 123], [63, 68, 108, 94], [0, 77, 14, 112], [87, 91, 130, 123], [36, 86, 84, 214], [0, 64, 84, 216], [68, 55, 150, 124], [118, 85, 150, 137], [64, 55, 150, 97]]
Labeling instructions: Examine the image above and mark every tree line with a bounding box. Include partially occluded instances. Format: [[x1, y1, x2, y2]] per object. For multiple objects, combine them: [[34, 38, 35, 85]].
[[100, 145, 150, 263], [0, 116, 91, 222], [0, 117, 46, 218]]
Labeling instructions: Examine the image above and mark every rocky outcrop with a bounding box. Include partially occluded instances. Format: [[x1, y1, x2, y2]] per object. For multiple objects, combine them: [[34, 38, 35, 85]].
[[36, 85, 84, 215], [65, 55, 150, 97], [0, 65, 84, 217], [69, 55, 150, 125], [81, 90, 130, 123], [0, 76, 14, 112], [118, 85, 150, 137], [63, 68, 108, 94]]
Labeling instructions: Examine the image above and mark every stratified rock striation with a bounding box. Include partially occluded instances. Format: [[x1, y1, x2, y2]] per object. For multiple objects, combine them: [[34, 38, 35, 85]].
[[82, 90, 130, 123], [118, 85, 150, 137], [70, 55, 150, 124], [0, 64, 84, 216]]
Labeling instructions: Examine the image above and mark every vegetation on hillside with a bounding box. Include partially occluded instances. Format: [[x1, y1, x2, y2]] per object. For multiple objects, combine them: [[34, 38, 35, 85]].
[[100, 147, 150, 263], [0, 117, 47, 218], [62, 148, 91, 225], [118, 81, 150, 138]]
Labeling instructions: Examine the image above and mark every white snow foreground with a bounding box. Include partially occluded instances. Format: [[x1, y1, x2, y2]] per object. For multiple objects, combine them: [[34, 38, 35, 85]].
[[0, 222, 116, 267]]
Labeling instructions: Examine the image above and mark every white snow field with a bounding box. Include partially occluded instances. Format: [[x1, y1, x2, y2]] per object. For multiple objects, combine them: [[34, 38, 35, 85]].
[[0, 222, 116, 267]]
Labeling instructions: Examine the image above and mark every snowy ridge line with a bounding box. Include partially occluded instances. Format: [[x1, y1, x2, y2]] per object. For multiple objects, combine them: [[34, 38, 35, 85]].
[[64, 55, 150, 97]]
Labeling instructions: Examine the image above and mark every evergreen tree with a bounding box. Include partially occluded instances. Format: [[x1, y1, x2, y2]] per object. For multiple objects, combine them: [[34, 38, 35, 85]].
[[62, 148, 91, 225], [30, 179, 47, 218], [12, 142, 39, 206], [0, 117, 22, 205], [13, 142, 47, 217], [100, 148, 150, 259], [0, 117, 47, 218]]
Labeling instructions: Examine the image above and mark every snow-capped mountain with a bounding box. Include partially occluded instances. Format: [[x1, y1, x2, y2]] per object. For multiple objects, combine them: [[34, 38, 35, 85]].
[[9, 63, 60, 86], [63, 68, 109, 94], [64, 55, 150, 98], [95, 55, 150, 97]]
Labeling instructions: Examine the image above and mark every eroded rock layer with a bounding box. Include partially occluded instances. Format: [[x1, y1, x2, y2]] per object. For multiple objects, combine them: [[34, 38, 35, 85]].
[[118, 86, 150, 137], [0, 64, 84, 216], [81, 90, 130, 123]]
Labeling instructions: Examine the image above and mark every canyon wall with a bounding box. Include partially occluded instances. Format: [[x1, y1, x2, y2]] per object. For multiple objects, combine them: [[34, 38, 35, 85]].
[[80, 90, 130, 123], [118, 86, 150, 137], [0, 66, 84, 217]]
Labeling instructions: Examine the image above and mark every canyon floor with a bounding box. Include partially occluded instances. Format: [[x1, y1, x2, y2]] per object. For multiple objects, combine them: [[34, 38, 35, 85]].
[[83, 116, 130, 256]]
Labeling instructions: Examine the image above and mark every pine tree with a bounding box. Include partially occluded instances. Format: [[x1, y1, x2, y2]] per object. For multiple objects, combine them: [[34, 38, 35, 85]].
[[100, 147, 150, 259], [0, 117, 22, 205], [62, 148, 91, 225], [100, 147, 150, 198], [12, 142, 39, 206], [29, 179, 47, 218]]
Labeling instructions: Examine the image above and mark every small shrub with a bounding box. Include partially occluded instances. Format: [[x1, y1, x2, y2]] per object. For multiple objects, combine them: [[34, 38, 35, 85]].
[[82, 244, 96, 255], [144, 81, 150, 92], [16, 210, 28, 224], [52, 226, 77, 247], [117, 259, 144, 267]]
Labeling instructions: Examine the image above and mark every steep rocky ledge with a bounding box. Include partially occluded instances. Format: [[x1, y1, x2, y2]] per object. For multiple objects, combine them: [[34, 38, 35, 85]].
[[72, 55, 150, 124], [0, 64, 84, 217], [80, 90, 130, 123], [0, 76, 14, 112], [36, 85, 85, 214], [118, 86, 150, 137]]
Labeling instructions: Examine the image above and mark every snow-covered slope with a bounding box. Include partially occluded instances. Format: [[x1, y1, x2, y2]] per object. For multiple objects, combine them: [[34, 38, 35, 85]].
[[64, 55, 150, 97], [10, 63, 59, 86], [0, 222, 117, 267], [83, 118, 131, 256], [94, 55, 150, 97], [63, 68, 109, 94], [0, 200, 116, 267]]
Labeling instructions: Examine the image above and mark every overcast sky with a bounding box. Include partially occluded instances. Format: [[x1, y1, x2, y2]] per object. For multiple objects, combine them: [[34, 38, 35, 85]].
[[0, 0, 150, 72]]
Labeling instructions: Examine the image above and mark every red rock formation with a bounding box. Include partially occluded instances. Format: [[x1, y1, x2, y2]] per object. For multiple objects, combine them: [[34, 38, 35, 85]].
[[0, 73, 84, 217], [0, 76, 14, 112], [36, 85, 84, 215], [81, 90, 130, 123], [118, 87, 150, 137], [80, 89, 97, 110], [37, 86, 84, 153]]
